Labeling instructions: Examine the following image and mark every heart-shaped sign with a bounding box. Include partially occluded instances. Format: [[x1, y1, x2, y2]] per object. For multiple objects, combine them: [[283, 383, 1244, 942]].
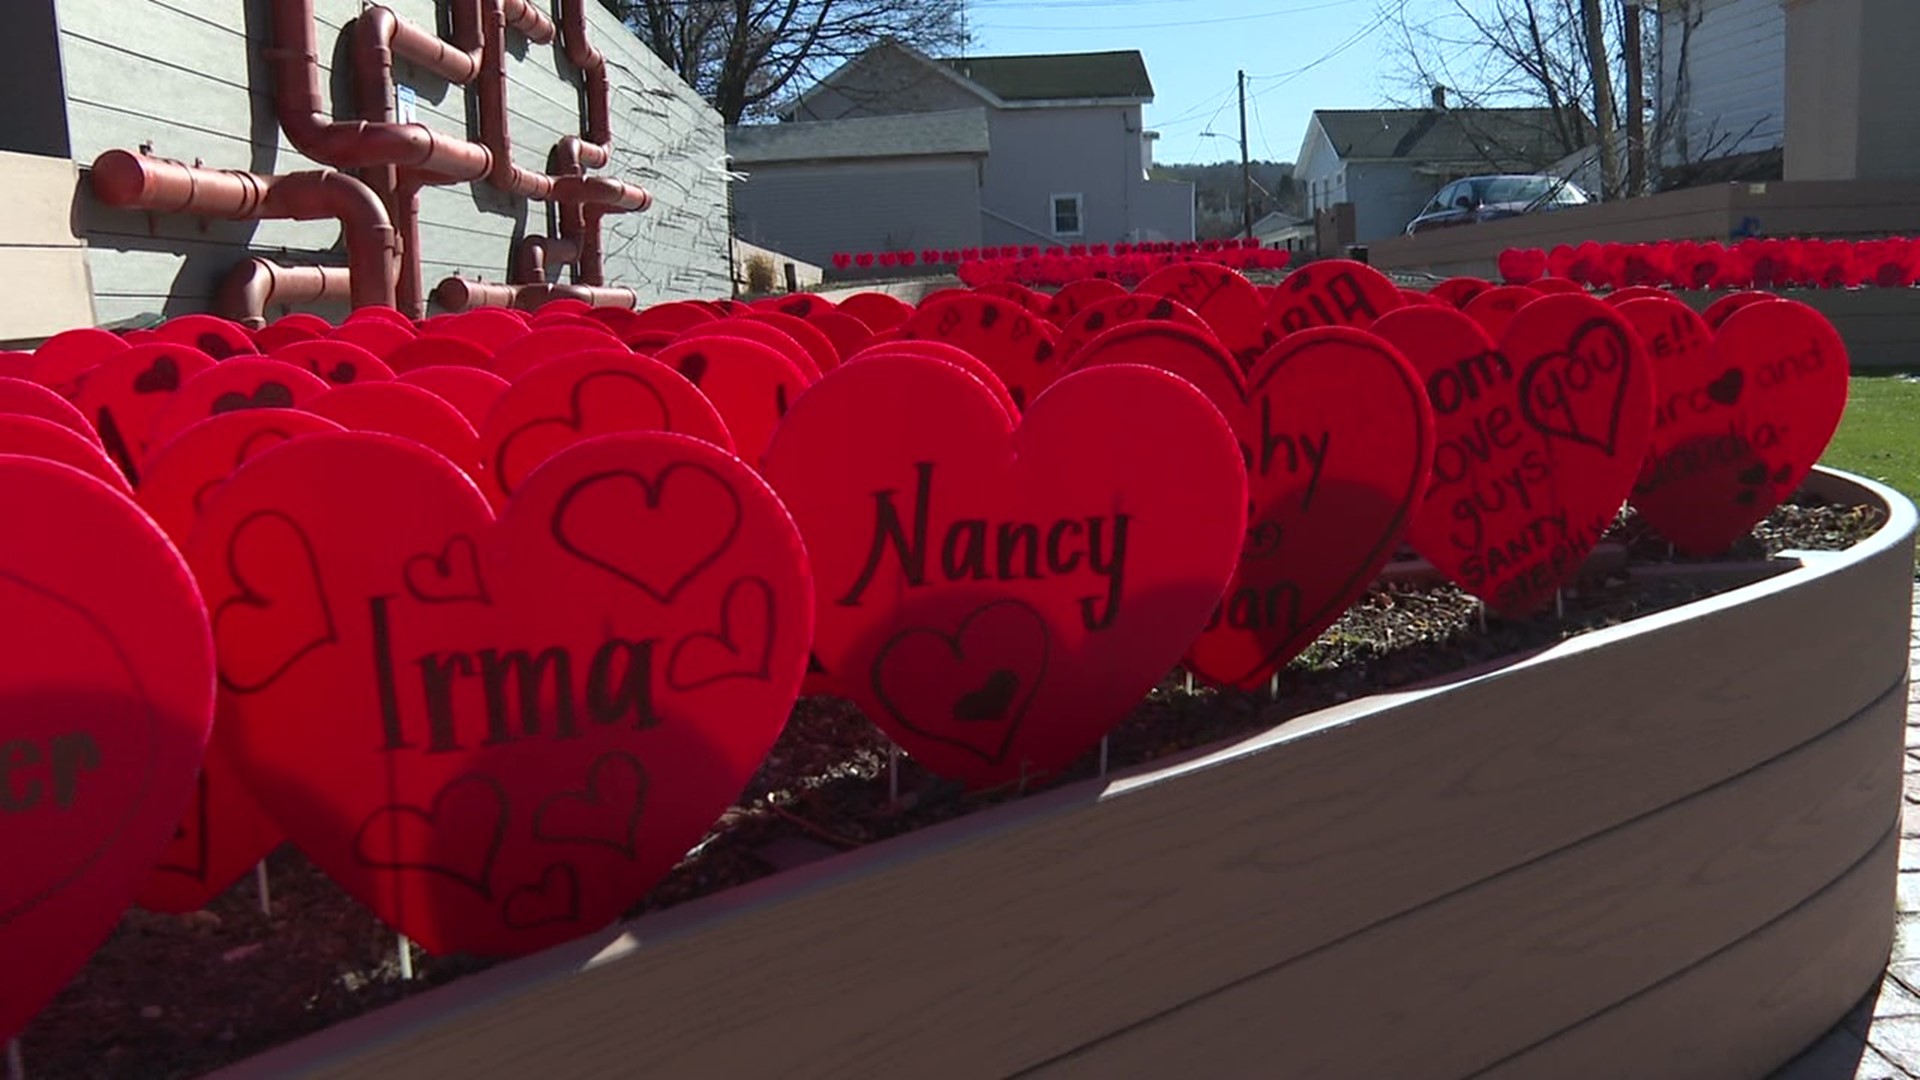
[[188, 431, 812, 956], [386, 335, 494, 375], [135, 411, 347, 914], [654, 336, 810, 465], [736, 312, 839, 377], [396, 366, 510, 430], [30, 328, 128, 399], [0, 455, 214, 1039], [1053, 293, 1215, 369], [1070, 323, 1433, 688], [1628, 297, 1848, 554], [147, 360, 332, 462], [74, 343, 219, 483], [0, 377, 100, 446], [1134, 262, 1275, 367], [761, 358, 1244, 787], [489, 326, 624, 382], [1266, 258, 1402, 335], [306, 382, 483, 477], [897, 294, 1061, 412], [151, 315, 256, 360], [1374, 296, 1654, 616], [272, 340, 396, 386], [1046, 278, 1128, 323], [426, 309, 528, 355], [1462, 285, 1539, 339], [477, 351, 731, 506], [1498, 248, 1548, 284], [328, 319, 416, 361], [1429, 277, 1494, 308], [0, 415, 132, 495]]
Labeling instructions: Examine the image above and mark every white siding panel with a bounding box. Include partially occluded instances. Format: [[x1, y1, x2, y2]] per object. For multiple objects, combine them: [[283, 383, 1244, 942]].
[[731, 158, 983, 267], [55, 0, 729, 319], [1659, 0, 1786, 167]]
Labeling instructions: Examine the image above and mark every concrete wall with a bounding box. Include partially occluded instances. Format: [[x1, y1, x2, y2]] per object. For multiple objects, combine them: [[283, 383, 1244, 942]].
[[0, 151, 95, 344], [53, 0, 729, 323], [1658, 0, 1785, 168], [730, 156, 984, 266]]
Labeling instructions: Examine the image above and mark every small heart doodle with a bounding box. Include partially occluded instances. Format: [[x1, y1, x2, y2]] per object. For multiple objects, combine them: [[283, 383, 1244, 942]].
[[403, 534, 491, 605], [532, 752, 647, 858], [666, 576, 776, 690], [353, 773, 509, 899], [501, 864, 581, 930], [551, 464, 742, 604]]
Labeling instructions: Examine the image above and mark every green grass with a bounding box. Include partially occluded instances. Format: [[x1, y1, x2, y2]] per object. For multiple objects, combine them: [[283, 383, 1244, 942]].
[[1821, 374, 1920, 507]]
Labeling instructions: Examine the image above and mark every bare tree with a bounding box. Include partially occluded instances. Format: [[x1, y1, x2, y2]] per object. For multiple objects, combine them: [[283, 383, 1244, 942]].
[[601, 0, 967, 124], [1385, 0, 1771, 198]]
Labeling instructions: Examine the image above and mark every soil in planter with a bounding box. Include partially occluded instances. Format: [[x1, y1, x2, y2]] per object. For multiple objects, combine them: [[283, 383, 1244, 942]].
[[19, 495, 1888, 1080]]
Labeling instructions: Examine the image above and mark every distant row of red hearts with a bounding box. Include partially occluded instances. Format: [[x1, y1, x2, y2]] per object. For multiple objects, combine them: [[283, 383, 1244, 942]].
[[1500, 236, 1920, 290]]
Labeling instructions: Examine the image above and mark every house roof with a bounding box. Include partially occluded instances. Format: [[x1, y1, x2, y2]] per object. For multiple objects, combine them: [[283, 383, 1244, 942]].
[[727, 109, 990, 164], [1312, 108, 1581, 168], [938, 50, 1153, 102]]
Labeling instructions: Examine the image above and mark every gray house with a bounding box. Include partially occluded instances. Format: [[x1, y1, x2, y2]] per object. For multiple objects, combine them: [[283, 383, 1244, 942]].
[[1296, 101, 1581, 244], [728, 41, 1194, 264]]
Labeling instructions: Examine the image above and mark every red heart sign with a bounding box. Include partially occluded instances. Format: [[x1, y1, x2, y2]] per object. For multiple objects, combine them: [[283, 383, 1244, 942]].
[[489, 325, 624, 382], [328, 319, 416, 361], [898, 294, 1061, 412], [0, 415, 132, 495], [1134, 262, 1275, 367], [1629, 297, 1848, 554], [761, 358, 1244, 787], [1702, 290, 1777, 330], [1498, 248, 1548, 285], [1070, 323, 1433, 688], [0, 377, 100, 446], [837, 292, 916, 333], [753, 293, 833, 320], [1046, 278, 1127, 323], [188, 431, 812, 956], [271, 340, 397, 386], [386, 334, 494, 374], [151, 314, 257, 360], [1429, 277, 1494, 308], [1266, 258, 1402, 335], [673, 317, 818, 382], [1374, 296, 1654, 616], [806, 310, 875, 361], [477, 351, 730, 506], [653, 336, 809, 465], [148, 359, 332, 461], [0, 456, 214, 1039], [1462, 285, 1539, 339], [845, 340, 1020, 422], [427, 309, 528, 354], [135, 412, 347, 914], [736, 312, 839, 378], [30, 328, 128, 398], [1054, 293, 1215, 368], [73, 343, 219, 483], [396, 366, 511, 430], [306, 382, 482, 478]]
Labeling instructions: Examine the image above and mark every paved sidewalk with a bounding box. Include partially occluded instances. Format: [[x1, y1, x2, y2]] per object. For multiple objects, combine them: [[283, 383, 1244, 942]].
[[1768, 602, 1920, 1079]]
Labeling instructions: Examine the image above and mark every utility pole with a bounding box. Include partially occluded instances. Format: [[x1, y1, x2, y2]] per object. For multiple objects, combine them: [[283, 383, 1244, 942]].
[[1237, 69, 1254, 240], [1623, 0, 1647, 196]]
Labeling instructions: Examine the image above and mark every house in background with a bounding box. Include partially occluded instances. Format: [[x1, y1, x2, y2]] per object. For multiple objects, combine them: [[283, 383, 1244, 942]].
[[727, 41, 1193, 261], [1657, 0, 1785, 185], [728, 110, 989, 266], [1295, 96, 1582, 244], [1251, 210, 1313, 254]]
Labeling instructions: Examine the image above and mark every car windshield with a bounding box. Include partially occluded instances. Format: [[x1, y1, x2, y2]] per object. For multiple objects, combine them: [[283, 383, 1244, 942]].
[[1467, 176, 1585, 206]]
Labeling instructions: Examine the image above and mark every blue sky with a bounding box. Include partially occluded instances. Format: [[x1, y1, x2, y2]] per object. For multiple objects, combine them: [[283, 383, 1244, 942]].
[[968, 0, 1414, 166]]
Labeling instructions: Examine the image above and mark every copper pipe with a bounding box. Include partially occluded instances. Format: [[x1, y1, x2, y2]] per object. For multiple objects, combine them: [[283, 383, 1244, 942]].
[[435, 276, 636, 312], [394, 175, 428, 318], [556, 0, 611, 154], [91, 150, 398, 310], [512, 236, 582, 284], [355, 6, 481, 104], [503, 0, 555, 43], [478, 0, 555, 198], [216, 258, 351, 329], [270, 0, 492, 180]]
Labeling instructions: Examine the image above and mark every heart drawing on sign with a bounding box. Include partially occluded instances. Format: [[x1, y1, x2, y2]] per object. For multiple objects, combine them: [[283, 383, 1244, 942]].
[[1518, 318, 1634, 455], [186, 431, 811, 956], [870, 599, 1050, 765]]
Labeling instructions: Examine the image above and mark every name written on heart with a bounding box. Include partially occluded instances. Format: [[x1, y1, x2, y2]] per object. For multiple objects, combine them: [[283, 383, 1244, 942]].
[[1205, 405, 1335, 635], [0, 732, 101, 814], [370, 597, 659, 756], [839, 462, 1131, 632], [1637, 335, 1829, 499], [1422, 341, 1613, 609]]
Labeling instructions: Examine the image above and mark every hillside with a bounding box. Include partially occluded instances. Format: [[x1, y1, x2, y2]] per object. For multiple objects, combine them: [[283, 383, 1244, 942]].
[[1151, 160, 1301, 240]]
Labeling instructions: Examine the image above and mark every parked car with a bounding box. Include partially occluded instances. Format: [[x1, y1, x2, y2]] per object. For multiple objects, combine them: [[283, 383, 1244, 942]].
[[1403, 174, 1591, 236]]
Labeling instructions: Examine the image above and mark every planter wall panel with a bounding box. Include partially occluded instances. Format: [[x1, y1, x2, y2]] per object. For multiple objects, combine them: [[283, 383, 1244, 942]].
[[225, 469, 1916, 1079], [1042, 688, 1904, 1078], [1485, 829, 1900, 1080]]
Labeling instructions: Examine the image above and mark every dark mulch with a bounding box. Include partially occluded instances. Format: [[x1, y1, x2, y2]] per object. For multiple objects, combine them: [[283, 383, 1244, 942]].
[[20, 496, 1890, 1080]]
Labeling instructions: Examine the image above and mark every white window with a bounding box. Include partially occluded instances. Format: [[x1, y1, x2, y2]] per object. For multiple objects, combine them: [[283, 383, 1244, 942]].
[[1051, 193, 1084, 237]]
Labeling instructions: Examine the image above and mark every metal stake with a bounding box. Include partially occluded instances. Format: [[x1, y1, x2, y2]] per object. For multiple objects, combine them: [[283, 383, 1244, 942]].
[[1269, 672, 1280, 701], [253, 861, 272, 918], [1555, 588, 1566, 620], [1097, 736, 1110, 778], [397, 934, 415, 980], [1476, 599, 1488, 634], [8, 1037, 24, 1080], [1183, 670, 1194, 695], [887, 746, 901, 803]]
